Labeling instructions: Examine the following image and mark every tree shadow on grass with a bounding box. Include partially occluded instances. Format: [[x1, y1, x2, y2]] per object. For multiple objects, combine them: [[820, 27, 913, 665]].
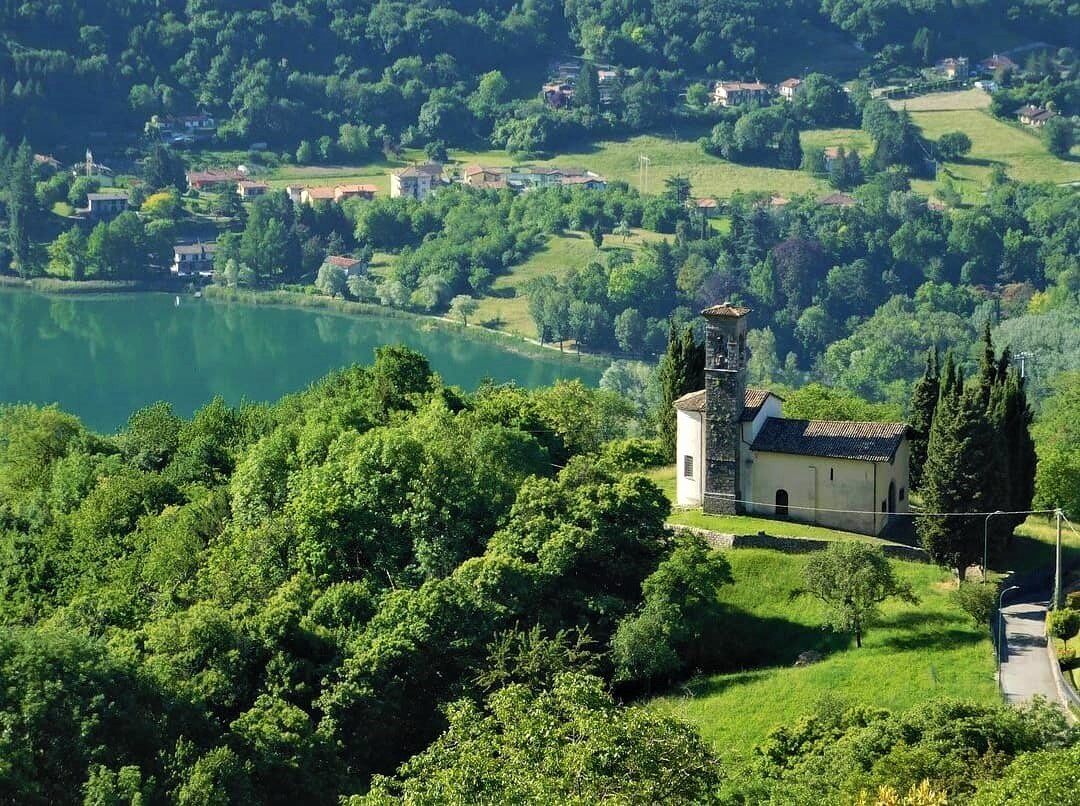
[[874, 609, 985, 651], [704, 606, 849, 672]]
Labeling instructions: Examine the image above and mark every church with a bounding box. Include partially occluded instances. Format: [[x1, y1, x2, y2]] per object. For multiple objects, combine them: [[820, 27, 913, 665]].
[[674, 304, 910, 536]]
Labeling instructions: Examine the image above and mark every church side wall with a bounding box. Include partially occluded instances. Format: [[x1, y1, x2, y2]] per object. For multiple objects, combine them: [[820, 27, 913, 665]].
[[748, 452, 882, 535], [675, 410, 704, 506]]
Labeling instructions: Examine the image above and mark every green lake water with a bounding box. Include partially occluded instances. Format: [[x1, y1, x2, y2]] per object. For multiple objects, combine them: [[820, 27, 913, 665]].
[[0, 290, 603, 433]]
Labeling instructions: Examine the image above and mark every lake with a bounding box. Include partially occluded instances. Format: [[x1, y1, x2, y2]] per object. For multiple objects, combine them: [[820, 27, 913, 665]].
[[0, 290, 604, 432]]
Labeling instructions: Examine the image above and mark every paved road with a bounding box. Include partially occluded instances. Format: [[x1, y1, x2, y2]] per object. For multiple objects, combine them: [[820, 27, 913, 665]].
[[999, 592, 1065, 708]]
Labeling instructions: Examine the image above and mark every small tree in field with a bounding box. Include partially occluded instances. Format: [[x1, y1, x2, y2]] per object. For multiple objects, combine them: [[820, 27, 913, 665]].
[[800, 542, 918, 648], [952, 581, 998, 625], [449, 294, 479, 326]]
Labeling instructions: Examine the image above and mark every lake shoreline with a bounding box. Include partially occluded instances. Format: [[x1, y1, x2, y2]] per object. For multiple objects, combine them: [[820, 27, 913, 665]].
[[201, 286, 612, 371], [0, 274, 189, 295]]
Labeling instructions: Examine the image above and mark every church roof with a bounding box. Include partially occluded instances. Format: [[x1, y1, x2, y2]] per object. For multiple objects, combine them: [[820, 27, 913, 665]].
[[750, 418, 908, 463], [672, 387, 780, 420]]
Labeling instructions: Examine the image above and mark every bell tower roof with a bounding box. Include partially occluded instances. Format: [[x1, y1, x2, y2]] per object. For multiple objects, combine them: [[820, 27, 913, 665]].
[[701, 302, 751, 318]]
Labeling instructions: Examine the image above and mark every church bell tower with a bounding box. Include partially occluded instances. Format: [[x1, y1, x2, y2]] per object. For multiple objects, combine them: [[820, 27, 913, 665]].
[[702, 303, 750, 514]]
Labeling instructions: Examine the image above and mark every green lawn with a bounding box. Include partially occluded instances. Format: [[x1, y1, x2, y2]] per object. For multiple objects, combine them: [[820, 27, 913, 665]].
[[650, 549, 997, 755], [472, 227, 665, 338], [903, 103, 1080, 202]]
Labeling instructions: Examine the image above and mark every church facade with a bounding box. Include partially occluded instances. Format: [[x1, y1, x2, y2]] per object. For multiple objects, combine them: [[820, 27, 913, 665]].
[[674, 304, 910, 536]]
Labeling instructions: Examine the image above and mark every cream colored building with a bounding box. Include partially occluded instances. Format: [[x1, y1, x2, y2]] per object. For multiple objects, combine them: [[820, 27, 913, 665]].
[[674, 304, 910, 536]]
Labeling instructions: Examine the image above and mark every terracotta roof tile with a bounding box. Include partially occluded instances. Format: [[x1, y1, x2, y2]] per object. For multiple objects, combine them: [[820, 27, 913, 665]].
[[701, 303, 751, 317]]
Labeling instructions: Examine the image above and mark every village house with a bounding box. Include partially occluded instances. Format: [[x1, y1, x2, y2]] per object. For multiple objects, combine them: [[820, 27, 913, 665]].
[[285, 185, 306, 204], [980, 53, 1017, 75], [332, 184, 377, 202], [187, 170, 243, 191], [935, 57, 969, 80], [560, 174, 608, 191], [597, 69, 620, 104], [237, 180, 270, 199], [323, 255, 363, 276], [171, 242, 216, 277], [823, 146, 843, 171], [712, 81, 772, 107], [463, 165, 509, 187], [1016, 104, 1057, 127], [86, 192, 128, 219], [691, 197, 720, 218], [778, 78, 803, 100], [819, 191, 857, 207], [390, 163, 443, 200], [542, 82, 575, 109], [674, 304, 910, 536]]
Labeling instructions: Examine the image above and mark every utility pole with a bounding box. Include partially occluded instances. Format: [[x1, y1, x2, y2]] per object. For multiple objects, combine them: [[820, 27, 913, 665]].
[[1053, 508, 1063, 609], [638, 154, 650, 195]]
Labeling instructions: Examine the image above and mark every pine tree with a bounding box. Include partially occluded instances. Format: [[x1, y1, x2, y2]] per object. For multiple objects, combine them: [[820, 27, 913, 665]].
[[908, 348, 938, 490], [777, 121, 803, 170]]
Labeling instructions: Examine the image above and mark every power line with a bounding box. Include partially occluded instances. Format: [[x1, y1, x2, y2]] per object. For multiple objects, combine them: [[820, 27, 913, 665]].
[[721, 497, 1058, 518]]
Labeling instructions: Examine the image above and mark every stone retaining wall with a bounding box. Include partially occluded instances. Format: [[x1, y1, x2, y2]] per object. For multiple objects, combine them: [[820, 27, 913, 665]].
[[667, 523, 929, 562]]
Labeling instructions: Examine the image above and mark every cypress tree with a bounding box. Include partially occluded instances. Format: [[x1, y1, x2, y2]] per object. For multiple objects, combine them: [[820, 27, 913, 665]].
[[777, 121, 803, 170], [1002, 367, 1036, 540], [919, 374, 994, 579], [976, 322, 996, 407], [657, 322, 686, 457], [908, 348, 939, 490], [657, 324, 705, 458], [576, 63, 600, 113]]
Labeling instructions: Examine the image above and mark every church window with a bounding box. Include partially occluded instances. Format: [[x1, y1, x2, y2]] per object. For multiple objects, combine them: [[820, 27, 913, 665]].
[[829, 467, 834, 481], [899, 487, 906, 501], [683, 455, 694, 479]]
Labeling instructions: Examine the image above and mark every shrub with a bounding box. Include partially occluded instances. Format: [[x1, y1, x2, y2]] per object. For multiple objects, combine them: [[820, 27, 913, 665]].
[[951, 581, 998, 625], [1047, 608, 1080, 647]]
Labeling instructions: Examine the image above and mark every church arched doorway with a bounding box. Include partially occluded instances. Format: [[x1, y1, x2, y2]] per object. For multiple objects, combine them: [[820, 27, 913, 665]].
[[775, 489, 789, 518], [887, 480, 896, 514]]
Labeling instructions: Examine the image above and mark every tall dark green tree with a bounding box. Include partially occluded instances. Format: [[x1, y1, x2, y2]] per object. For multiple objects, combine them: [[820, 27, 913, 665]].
[[575, 63, 600, 113], [6, 140, 35, 277], [656, 323, 704, 457], [142, 142, 187, 193], [777, 121, 803, 170], [918, 355, 995, 579], [908, 348, 938, 490]]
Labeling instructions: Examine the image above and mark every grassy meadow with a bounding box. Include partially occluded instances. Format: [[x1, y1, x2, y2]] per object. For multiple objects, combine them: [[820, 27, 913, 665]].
[[650, 548, 998, 755]]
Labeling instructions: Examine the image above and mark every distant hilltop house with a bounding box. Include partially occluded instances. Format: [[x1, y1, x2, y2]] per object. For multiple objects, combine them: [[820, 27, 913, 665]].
[[150, 113, 216, 144], [237, 180, 270, 198], [86, 192, 128, 219], [935, 57, 969, 79], [542, 81, 574, 109], [390, 162, 443, 200], [674, 304, 910, 536], [542, 58, 620, 108], [461, 164, 606, 192], [980, 53, 1017, 75], [302, 184, 377, 205], [172, 242, 216, 277], [712, 81, 772, 107], [1016, 104, 1057, 127], [187, 169, 244, 191], [33, 154, 61, 170], [778, 78, 803, 100]]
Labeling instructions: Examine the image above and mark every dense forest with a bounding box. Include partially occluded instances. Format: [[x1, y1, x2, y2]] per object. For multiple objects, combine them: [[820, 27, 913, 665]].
[[1, 0, 1072, 151], [0, 351, 1077, 803]]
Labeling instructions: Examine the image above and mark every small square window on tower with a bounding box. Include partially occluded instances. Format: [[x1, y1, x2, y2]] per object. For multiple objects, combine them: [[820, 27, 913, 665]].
[[683, 455, 694, 479]]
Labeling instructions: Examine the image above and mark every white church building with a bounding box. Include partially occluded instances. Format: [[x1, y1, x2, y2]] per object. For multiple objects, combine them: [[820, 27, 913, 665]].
[[674, 304, 910, 536]]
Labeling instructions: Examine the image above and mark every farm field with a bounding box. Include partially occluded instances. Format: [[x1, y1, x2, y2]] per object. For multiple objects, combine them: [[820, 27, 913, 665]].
[[649, 548, 998, 755], [893, 90, 1080, 200]]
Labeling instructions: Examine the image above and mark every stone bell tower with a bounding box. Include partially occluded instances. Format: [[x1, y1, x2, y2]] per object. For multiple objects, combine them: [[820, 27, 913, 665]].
[[702, 303, 750, 515]]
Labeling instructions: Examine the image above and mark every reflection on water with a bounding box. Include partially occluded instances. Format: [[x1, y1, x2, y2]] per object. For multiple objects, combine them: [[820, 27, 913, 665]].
[[0, 290, 602, 432]]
